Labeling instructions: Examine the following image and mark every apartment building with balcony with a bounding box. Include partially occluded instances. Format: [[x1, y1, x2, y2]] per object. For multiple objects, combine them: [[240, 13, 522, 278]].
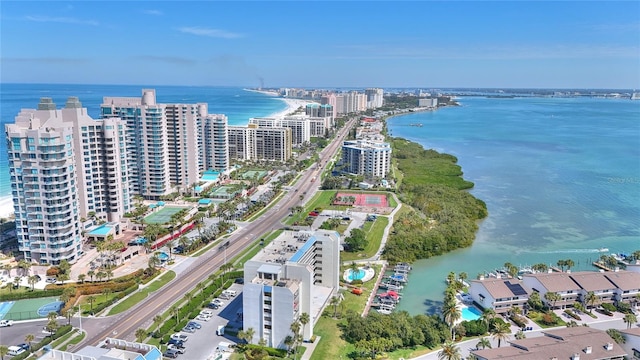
[[468, 276, 531, 314], [243, 230, 340, 349], [228, 125, 292, 162], [341, 139, 391, 178], [570, 271, 618, 306], [604, 271, 640, 307], [6, 97, 130, 264], [522, 272, 583, 309], [203, 114, 229, 172]]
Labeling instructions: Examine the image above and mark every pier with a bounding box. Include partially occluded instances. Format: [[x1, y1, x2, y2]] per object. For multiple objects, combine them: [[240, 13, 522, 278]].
[[592, 262, 613, 271]]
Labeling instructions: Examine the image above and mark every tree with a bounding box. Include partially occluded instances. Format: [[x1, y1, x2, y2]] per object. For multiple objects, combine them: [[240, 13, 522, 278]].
[[585, 291, 598, 313], [528, 292, 543, 311], [0, 345, 8, 360], [330, 296, 340, 318], [13, 276, 21, 289], [87, 270, 95, 282], [532, 263, 548, 273], [28, 275, 38, 291], [245, 327, 255, 345], [441, 300, 461, 339], [557, 259, 566, 272], [284, 335, 294, 354], [87, 295, 96, 313], [476, 337, 491, 350], [78, 274, 86, 284], [46, 319, 59, 338], [544, 291, 561, 309], [153, 315, 162, 335], [344, 228, 367, 251], [64, 307, 76, 325], [564, 259, 575, 271], [503, 262, 518, 278], [607, 328, 625, 344], [491, 322, 511, 348], [624, 313, 637, 329], [25, 334, 35, 353], [220, 263, 233, 282], [135, 328, 147, 342], [299, 312, 310, 340], [514, 329, 526, 339], [438, 341, 462, 360]]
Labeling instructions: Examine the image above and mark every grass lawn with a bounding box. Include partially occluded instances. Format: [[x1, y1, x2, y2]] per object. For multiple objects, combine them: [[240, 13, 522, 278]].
[[286, 190, 353, 225], [387, 194, 398, 208], [341, 217, 388, 262], [50, 329, 75, 348], [108, 270, 176, 315], [60, 331, 85, 351], [527, 311, 566, 328], [78, 292, 120, 314]]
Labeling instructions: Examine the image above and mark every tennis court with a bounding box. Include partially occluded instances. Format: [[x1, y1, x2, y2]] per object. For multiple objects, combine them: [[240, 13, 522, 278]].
[[241, 170, 267, 180], [334, 193, 388, 207], [144, 206, 190, 224], [1, 297, 62, 320]]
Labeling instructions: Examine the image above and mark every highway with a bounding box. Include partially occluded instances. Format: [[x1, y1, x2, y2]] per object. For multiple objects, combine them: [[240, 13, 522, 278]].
[[78, 116, 357, 347]]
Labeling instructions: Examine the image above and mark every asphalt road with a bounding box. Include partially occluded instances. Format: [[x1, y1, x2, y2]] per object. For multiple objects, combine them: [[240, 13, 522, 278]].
[[77, 117, 357, 347]]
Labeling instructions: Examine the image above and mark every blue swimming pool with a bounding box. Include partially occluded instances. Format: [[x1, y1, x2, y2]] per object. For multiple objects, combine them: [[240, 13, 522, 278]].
[[201, 170, 220, 182], [461, 306, 482, 321], [157, 252, 169, 261], [346, 269, 365, 282], [88, 224, 112, 236]]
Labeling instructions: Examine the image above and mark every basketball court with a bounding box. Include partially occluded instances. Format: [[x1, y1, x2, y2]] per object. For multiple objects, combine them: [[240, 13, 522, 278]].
[[0, 296, 63, 321]]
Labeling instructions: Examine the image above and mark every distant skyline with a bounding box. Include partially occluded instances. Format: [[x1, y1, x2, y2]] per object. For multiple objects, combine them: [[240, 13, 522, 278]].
[[1, 1, 639, 89]]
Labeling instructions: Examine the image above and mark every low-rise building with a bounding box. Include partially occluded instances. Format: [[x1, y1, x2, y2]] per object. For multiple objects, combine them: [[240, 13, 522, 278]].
[[472, 327, 626, 360], [604, 271, 640, 307], [468, 276, 531, 314], [522, 272, 582, 309], [620, 327, 640, 360], [570, 271, 618, 306], [37, 337, 161, 360]]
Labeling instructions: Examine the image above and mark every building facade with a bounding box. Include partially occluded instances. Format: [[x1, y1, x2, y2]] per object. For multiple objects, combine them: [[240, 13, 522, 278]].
[[243, 230, 340, 349], [228, 125, 292, 162], [341, 139, 392, 178], [6, 97, 130, 264]]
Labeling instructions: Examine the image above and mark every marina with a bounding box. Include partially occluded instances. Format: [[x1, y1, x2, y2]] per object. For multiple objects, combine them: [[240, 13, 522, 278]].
[[370, 263, 412, 314]]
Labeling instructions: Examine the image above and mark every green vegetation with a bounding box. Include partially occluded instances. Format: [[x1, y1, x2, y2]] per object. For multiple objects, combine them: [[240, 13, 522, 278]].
[[108, 270, 176, 315], [383, 138, 488, 263], [341, 217, 388, 262]]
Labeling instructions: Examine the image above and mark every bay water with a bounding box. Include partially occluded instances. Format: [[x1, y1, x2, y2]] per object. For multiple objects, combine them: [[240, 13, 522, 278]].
[[388, 96, 640, 315]]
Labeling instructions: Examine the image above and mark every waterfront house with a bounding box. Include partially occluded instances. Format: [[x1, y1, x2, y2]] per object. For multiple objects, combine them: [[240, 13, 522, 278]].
[[472, 327, 626, 360], [619, 327, 640, 360], [570, 271, 618, 307], [603, 271, 640, 307], [522, 272, 582, 309], [468, 276, 531, 314]]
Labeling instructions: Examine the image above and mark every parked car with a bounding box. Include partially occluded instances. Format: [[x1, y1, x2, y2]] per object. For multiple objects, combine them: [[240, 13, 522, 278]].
[[17, 343, 30, 351], [0, 320, 14, 327], [167, 339, 185, 346], [206, 303, 219, 310], [187, 321, 202, 329], [163, 349, 180, 359], [212, 298, 224, 305], [167, 344, 186, 353], [170, 333, 188, 342], [182, 326, 196, 333], [196, 314, 211, 322], [200, 309, 215, 316]]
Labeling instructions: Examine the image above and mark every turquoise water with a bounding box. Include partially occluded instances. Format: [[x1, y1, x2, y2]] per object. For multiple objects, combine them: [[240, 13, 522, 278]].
[[461, 306, 482, 321], [389, 96, 640, 315], [346, 269, 366, 282], [88, 224, 112, 236], [201, 170, 220, 182], [157, 252, 169, 261]]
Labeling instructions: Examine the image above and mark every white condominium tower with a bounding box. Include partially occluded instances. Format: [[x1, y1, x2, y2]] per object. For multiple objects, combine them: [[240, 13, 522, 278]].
[[365, 88, 384, 108], [341, 139, 392, 178], [228, 125, 292, 162], [100, 89, 229, 199], [6, 97, 130, 264]]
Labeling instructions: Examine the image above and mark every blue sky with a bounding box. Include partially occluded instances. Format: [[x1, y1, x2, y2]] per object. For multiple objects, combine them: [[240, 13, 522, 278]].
[[1, 1, 639, 89]]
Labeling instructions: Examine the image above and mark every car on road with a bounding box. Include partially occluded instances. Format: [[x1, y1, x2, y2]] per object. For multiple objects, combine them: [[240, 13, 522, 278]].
[[167, 344, 186, 353], [187, 321, 202, 329], [163, 349, 180, 358], [170, 333, 188, 342], [0, 320, 14, 327]]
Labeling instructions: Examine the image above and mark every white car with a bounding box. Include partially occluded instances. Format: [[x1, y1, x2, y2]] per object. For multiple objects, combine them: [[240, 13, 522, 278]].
[[196, 314, 211, 322], [200, 309, 215, 316], [212, 298, 225, 305], [0, 320, 14, 327], [170, 333, 188, 342], [167, 344, 186, 354]]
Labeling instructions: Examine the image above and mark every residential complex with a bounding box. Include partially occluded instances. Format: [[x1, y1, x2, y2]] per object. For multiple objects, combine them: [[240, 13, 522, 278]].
[[37, 337, 162, 360], [228, 125, 292, 162], [341, 139, 392, 178], [468, 270, 640, 313], [472, 327, 626, 360], [6, 90, 232, 263], [243, 230, 340, 349], [6, 97, 129, 265]]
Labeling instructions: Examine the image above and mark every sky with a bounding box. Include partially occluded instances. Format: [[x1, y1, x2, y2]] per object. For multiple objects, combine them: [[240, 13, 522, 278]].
[[1, 1, 639, 89]]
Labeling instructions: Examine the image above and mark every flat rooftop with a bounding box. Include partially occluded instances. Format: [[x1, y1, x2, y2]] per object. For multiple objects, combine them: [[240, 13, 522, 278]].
[[252, 230, 315, 265]]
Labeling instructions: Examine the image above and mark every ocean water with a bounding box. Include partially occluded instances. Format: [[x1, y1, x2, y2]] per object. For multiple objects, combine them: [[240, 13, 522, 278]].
[[388, 96, 640, 315], [0, 84, 288, 200]]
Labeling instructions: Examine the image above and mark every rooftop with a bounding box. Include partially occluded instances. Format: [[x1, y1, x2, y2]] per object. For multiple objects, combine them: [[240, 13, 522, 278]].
[[472, 278, 531, 299], [251, 230, 315, 265], [523, 272, 582, 293], [569, 272, 617, 292], [604, 271, 640, 291]]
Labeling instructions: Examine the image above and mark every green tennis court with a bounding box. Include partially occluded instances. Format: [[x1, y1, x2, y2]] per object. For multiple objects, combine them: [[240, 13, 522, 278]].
[[144, 206, 190, 224], [2, 296, 62, 321], [241, 170, 267, 180]]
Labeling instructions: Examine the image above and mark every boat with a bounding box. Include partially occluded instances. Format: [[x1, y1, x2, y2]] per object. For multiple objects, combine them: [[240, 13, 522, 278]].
[[598, 247, 609, 253], [409, 123, 423, 127]]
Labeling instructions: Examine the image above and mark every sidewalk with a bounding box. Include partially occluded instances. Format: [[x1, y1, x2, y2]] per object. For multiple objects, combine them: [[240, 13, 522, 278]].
[[300, 336, 321, 360]]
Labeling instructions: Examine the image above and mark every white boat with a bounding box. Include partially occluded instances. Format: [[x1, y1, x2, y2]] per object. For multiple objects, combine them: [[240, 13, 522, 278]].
[[598, 247, 609, 252]]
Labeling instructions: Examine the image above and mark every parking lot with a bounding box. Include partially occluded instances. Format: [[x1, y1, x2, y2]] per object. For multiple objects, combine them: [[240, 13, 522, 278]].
[[163, 283, 244, 360]]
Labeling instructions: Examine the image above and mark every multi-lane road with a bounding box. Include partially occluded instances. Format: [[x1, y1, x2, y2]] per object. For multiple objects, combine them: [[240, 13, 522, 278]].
[[76, 117, 357, 347]]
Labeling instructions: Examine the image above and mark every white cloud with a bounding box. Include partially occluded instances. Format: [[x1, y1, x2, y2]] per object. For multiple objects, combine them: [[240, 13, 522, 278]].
[[25, 15, 98, 26], [177, 27, 243, 39]]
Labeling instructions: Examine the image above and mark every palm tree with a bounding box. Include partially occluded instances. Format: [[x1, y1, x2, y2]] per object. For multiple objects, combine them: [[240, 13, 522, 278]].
[[564, 259, 575, 271], [557, 259, 566, 272], [284, 335, 294, 354], [28, 275, 38, 291], [299, 312, 310, 340], [442, 301, 461, 338], [245, 327, 255, 345], [0, 345, 8, 360], [514, 330, 526, 339], [135, 328, 147, 342], [585, 291, 598, 313], [330, 296, 340, 318], [544, 291, 561, 309], [170, 306, 180, 324], [438, 341, 462, 360], [24, 334, 35, 353], [87, 295, 96, 314], [87, 270, 95, 282], [624, 313, 637, 329], [64, 307, 76, 325], [607, 329, 625, 344], [490, 322, 511, 348], [476, 337, 491, 350], [153, 315, 162, 335]]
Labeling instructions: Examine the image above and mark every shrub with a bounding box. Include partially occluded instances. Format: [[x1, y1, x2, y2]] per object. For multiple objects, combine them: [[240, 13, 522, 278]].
[[0, 288, 64, 301], [564, 309, 581, 320], [596, 308, 613, 316], [462, 319, 487, 336], [351, 279, 363, 286], [601, 303, 616, 312], [510, 315, 528, 328], [541, 313, 556, 325]]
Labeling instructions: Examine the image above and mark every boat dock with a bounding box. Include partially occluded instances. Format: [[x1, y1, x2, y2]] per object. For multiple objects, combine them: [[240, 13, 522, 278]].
[[592, 261, 613, 271]]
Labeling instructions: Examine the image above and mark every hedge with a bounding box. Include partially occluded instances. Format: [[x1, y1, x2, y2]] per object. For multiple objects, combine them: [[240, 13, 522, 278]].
[[244, 344, 287, 358], [601, 303, 616, 312], [0, 288, 64, 301], [564, 309, 581, 320], [510, 315, 528, 328]]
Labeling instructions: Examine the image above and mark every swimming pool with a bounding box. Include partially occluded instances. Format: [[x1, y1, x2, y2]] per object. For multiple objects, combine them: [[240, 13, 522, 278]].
[[201, 170, 220, 182], [461, 306, 482, 321], [88, 224, 112, 236], [346, 269, 365, 282], [157, 252, 169, 261]]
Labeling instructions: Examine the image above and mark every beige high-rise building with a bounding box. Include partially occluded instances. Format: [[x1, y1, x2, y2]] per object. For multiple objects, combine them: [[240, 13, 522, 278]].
[[228, 125, 292, 162]]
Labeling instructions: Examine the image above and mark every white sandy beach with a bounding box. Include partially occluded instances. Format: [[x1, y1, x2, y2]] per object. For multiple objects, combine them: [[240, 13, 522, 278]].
[[269, 97, 319, 118]]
